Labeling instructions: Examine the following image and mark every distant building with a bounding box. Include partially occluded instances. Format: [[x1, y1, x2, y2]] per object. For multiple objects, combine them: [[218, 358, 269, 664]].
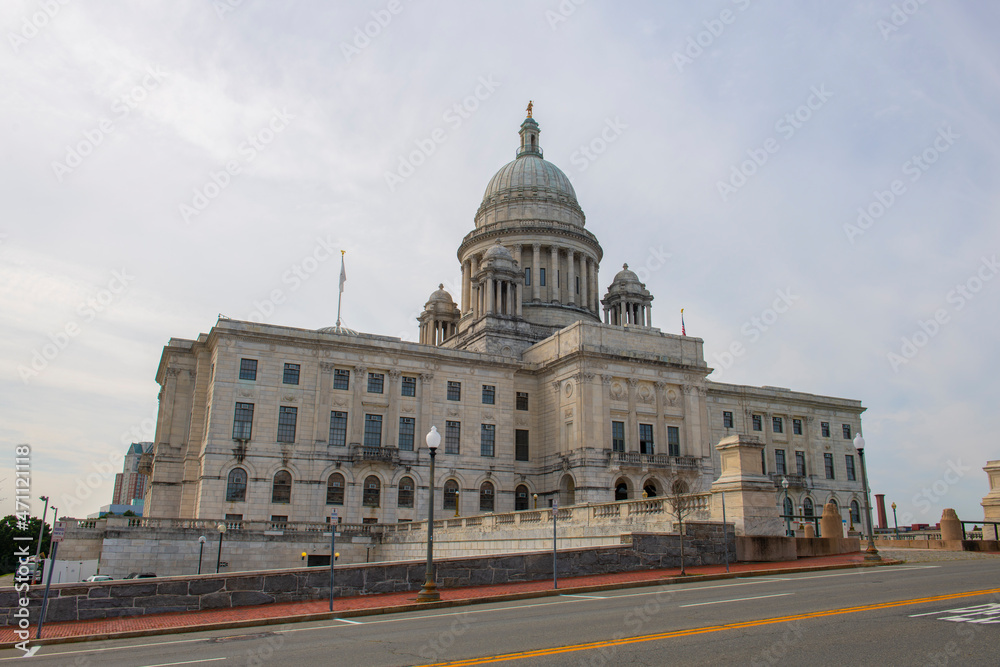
[[112, 442, 152, 506], [143, 111, 867, 527]]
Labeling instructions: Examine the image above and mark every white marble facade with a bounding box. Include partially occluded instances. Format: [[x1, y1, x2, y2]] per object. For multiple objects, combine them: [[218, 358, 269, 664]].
[[143, 112, 867, 526]]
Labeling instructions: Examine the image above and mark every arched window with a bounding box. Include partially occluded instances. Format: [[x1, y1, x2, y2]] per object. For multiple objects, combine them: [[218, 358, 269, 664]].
[[480, 481, 495, 512], [614, 479, 629, 501], [515, 485, 529, 511], [443, 479, 459, 511], [850, 500, 861, 525], [271, 470, 291, 504], [829, 498, 839, 513], [226, 468, 247, 502], [362, 475, 381, 507], [398, 476, 414, 509], [326, 473, 345, 506], [803, 497, 814, 518], [783, 496, 794, 518], [560, 475, 575, 506]]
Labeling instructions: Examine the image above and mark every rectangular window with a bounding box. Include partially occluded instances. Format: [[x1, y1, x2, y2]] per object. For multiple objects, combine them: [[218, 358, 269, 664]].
[[821, 421, 830, 437], [612, 421, 625, 452], [792, 419, 803, 435], [233, 402, 254, 440], [557, 270, 561, 287], [239, 358, 257, 381], [329, 411, 347, 446], [539, 267, 546, 286], [333, 368, 350, 390], [367, 372, 384, 394], [447, 381, 461, 401], [824, 452, 835, 479], [639, 423, 654, 455], [795, 451, 806, 476], [575, 275, 580, 294], [327, 477, 344, 505], [398, 417, 415, 451], [401, 376, 416, 397], [445, 421, 461, 454], [480, 424, 495, 457], [842, 424, 852, 440], [282, 363, 300, 385], [482, 385, 495, 405], [270, 515, 288, 523], [667, 426, 680, 457], [225, 513, 243, 521], [277, 406, 297, 443], [516, 391, 529, 411], [761, 449, 767, 474], [363, 414, 382, 447], [524, 267, 531, 286], [515, 429, 529, 461], [846, 454, 857, 481], [752, 414, 763, 431], [772, 416, 783, 434], [723, 411, 734, 429], [775, 449, 787, 475]]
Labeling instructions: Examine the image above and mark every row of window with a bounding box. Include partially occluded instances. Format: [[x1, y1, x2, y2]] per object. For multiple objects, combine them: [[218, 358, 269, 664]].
[[610, 421, 681, 456], [780, 496, 862, 524], [764, 449, 857, 482], [724, 411, 853, 439], [225, 468, 535, 512], [522, 267, 582, 294]]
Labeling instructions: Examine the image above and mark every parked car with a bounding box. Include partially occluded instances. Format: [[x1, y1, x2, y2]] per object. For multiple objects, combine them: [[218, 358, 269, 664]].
[[85, 574, 113, 582], [123, 572, 157, 579]]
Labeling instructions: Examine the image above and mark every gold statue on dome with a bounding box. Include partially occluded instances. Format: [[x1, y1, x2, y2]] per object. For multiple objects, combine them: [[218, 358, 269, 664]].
[[526, 100, 533, 118]]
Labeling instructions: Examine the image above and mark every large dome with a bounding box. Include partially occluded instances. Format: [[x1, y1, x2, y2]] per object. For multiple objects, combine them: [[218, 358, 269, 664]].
[[473, 115, 586, 229]]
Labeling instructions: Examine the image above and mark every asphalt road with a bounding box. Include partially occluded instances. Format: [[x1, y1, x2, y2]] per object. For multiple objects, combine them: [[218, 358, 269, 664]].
[[4, 559, 998, 666]]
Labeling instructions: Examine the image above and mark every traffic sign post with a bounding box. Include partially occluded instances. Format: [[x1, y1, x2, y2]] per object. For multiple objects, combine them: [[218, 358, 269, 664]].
[[552, 499, 558, 590], [329, 510, 337, 611]]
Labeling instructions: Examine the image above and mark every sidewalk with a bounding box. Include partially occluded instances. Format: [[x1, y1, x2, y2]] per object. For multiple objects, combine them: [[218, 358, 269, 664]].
[[2, 553, 895, 647]]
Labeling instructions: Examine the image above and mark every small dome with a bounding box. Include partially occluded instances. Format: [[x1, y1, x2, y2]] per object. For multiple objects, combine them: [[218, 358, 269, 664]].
[[427, 284, 455, 304], [612, 263, 640, 284], [605, 263, 653, 301], [483, 242, 513, 261]]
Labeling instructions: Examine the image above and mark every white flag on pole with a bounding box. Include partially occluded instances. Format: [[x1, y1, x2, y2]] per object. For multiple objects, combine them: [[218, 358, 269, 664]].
[[339, 253, 347, 293]]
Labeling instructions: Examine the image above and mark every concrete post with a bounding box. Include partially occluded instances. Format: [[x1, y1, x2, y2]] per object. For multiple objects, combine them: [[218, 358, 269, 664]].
[[940, 508, 963, 541], [821, 502, 843, 538], [709, 435, 783, 536]]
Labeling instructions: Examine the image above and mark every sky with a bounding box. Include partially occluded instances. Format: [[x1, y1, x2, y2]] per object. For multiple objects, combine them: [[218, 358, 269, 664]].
[[1, 1, 998, 527]]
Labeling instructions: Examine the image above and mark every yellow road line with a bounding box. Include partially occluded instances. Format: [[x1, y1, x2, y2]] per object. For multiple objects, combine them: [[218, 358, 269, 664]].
[[422, 587, 1000, 666]]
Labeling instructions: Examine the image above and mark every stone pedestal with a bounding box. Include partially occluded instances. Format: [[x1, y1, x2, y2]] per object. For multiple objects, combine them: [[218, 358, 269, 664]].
[[940, 508, 963, 541], [803, 524, 816, 538], [982, 461, 1000, 522], [821, 502, 843, 538], [710, 435, 783, 536]]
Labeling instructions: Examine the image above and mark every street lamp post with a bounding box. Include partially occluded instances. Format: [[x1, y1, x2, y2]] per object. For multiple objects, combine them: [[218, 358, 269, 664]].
[[533, 493, 538, 509], [853, 434, 881, 562], [782, 477, 792, 537], [197, 535, 206, 575], [216, 523, 227, 573], [34, 495, 49, 581], [891, 502, 899, 539], [416, 426, 441, 602]]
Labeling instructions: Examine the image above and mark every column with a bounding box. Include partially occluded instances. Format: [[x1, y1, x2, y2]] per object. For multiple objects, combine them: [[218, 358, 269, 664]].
[[581, 257, 590, 313], [647, 304, 652, 328], [350, 365, 367, 444], [470, 255, 480, 317], [516, 281, 523, 316], [387, 370, 400, 446], [532, 244, 541, 302], [513, 244, 523, 277], [567, 249, 576, 306], [590, 262, 599, 312], [461, 260, 470, 314], [550, 246, 560, 303], [487, 277, 495, 313]]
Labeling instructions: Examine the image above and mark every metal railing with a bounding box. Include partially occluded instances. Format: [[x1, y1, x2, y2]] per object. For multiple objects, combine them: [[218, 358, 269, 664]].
[[608, 451, 700, 470]]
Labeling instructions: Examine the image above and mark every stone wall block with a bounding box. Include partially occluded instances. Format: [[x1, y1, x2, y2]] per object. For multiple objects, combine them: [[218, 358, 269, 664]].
[[77, 597, 135, 610], [111, 583, 156, 598], [200, 592, 232, 609], [226, 576, 263, 591], [139, 595, 200, 608], [262, 574, 298, 593], [157, 582, 189, 596], [230, 591, 274, 606], [189, 578, 225, 595]]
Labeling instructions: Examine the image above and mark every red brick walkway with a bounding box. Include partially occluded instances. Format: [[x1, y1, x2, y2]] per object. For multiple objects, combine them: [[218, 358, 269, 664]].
[[4, 554, 879, 645]]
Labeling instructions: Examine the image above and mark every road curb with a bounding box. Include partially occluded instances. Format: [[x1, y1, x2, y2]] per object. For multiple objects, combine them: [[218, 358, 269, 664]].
[[5, 558, 902, 649]]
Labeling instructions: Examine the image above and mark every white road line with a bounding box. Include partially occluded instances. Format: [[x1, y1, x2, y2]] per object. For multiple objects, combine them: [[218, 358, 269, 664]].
[[144, 659, 227, 667], [335, 618, 364, 625], [21, 646, 40, 657], [680, 593, 794, 608], [561, 594, 606, 599]]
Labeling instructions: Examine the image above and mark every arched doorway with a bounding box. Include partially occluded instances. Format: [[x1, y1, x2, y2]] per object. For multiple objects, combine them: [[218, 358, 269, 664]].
[[614, 478, 629, 501], [559, 475, 575, 506]]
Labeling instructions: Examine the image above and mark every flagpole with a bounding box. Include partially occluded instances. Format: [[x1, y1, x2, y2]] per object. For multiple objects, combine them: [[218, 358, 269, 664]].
[[336, 250, 345, 329]]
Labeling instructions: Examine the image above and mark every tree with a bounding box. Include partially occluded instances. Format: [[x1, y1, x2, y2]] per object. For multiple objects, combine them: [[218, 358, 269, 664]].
[[0, 515, 50, 574], [663, 471, 702, 576]]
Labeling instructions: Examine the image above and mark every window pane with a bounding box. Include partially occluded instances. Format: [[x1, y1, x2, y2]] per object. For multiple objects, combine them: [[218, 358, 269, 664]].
[[447, 381, 461, 401], [239, 358, 257, 381], [326, 473, 344, 505], [775, 449, 786, 475], [723, 411, 734, 428], [524, 267, 531, 286], [233, 402, 254, 440], [333, 369, 350, 390], [480, 482, 494, 512], [401, 376, 416, 397], [515, 429, 529, 461], [667, 426, 680, 457], [368, 372, 384, 394], [398, 417, 415, 451], [443, 480, 459, 510], [639, 423, 654, 455], [364, 414, 383, 447], [824, 453, 835, 479], [480, 424, 495, 457], [752, 415, 762, 431], [516, 392, 529, 411], [329, 411, 347, 446], [272, 471, 291, 503], [282, 363, 300, 385], [362, 475, 380, 507], [445, 421, 461, 454], [482, 385, 495, 405], [277, 406, 297, 443], [611, 421, 625, 452], [226, 468, 247, 502], [515, 484, 529, 511], [772, 417, 783, 433], [821, 422, 830, 437], [793, 419, 803, 435], [397, 477, 414, 508], [842, 424, 852, 439], [796, 451, 806, 476], [539, 268, 546, 286], [845, 455, 856, 481]]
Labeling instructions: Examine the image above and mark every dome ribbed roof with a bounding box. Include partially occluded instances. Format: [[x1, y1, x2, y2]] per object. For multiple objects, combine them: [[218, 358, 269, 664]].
[[481, 154, 579, 208]]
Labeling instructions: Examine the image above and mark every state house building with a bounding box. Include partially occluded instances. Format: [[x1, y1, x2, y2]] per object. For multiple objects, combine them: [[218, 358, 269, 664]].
[[143, 110, 868, 527]]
